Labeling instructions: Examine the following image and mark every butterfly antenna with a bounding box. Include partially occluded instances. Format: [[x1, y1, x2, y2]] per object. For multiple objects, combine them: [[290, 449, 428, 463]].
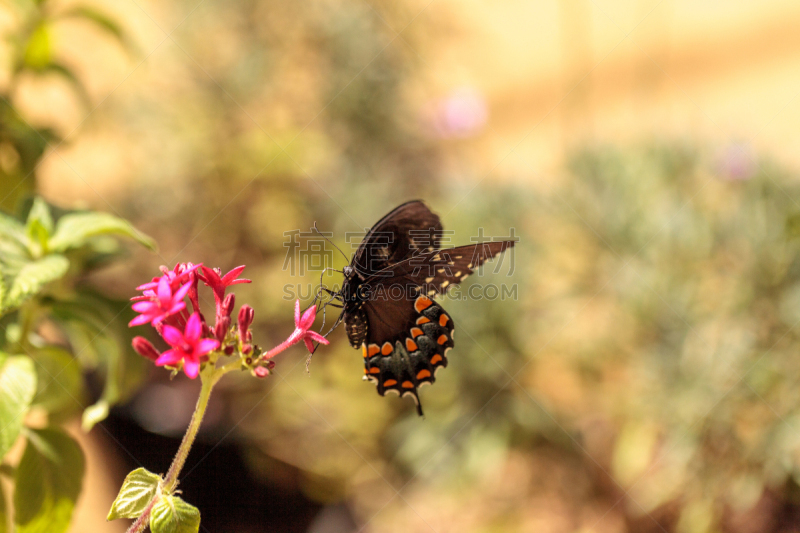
[[313, 221, 350, 263]]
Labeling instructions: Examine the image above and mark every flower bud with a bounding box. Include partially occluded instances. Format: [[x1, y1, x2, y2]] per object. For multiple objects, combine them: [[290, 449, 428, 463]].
[[132, 336, 160, 361], [221, 293, 235, 317], [238, 304, 254, 340], [224, 345, 234, 355], [242, 343, 253, 355], [254, 366, 270, 378], [214, 316, 231, 343]]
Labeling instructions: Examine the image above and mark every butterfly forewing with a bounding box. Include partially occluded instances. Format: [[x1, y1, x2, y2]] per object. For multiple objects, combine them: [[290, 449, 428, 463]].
[[391, 241, 515, 297], [351, 201, 443, 277]]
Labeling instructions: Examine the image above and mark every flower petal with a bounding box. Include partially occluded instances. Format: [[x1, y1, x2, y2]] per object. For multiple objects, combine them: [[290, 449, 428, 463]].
[[162, 324, 184, 347], [185, 313, 203, 343], [167, 302, 187, 315], [221, 265, 246, 284], [194, 338, 220, 357], [299, 305, 316, 330], [304, 330, 329, 345], [128, 314, 154, 327], [294, 299, 301, 326], [173, 281, 192, 304], [200, 266, 221, 286], [132, 301, 156, 313], [183, 359, 200, 379], [155, 349, 182, 367], [303, 338, 315, 354], [157, 276, 171, 305]]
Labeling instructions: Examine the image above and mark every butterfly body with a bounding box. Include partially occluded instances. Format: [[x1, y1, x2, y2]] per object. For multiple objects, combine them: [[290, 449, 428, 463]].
[[335, 200, 514, 416]]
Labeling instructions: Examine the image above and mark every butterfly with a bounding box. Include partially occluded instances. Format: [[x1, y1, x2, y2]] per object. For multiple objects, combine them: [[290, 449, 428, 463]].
[[319, 200, 515, 416]]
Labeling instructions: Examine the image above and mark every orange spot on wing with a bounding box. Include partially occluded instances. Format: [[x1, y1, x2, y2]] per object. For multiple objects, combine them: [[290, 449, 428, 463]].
[[414, 296, 433, 313], [402, 381, 414, 389], [381, 342, 393, 355], [430, 354, 442, 365], [416, 369, 431, 380], [437, 335, 448, 345], [439, 314, 449, 327], [370, 367, 380, 374], [406, 338, 418, 351], [362, 344, 368, 358], [410, 327, 424, 338], [368, 344, 380, 357], [383, 379, 397, 387], [416, 317, 431, 325]]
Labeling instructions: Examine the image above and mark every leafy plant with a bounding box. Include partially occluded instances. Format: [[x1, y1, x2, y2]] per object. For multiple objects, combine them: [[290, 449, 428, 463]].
[[0, 197, 154, 532]]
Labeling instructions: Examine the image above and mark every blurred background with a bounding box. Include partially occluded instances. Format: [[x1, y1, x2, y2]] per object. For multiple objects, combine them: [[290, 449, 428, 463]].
[[4, 0, 800, 531]]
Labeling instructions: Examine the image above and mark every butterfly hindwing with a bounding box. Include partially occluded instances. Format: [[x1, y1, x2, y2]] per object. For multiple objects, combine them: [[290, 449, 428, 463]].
[[362, 295, 453, 416]]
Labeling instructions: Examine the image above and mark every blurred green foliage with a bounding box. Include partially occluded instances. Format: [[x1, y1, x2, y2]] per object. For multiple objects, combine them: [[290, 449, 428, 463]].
[[0, 1, 156, 531], [0, 195, 154, 532]]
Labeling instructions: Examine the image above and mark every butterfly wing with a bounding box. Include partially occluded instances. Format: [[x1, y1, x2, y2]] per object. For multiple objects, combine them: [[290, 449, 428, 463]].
[[344, 201, 515, 416], [378, 241, 516, 297], [350, 200, 443, 277], [360, 294, 453, 416]]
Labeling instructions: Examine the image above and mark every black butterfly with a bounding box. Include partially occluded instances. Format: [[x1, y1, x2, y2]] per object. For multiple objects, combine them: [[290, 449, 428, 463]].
[[319, 200, 515, 416]]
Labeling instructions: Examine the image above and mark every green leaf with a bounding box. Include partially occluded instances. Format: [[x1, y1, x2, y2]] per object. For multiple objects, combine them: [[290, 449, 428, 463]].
[[107, 468, 161, 520], [81, 400, 108, 432], [31, 347, 82, 418], [4, 254, 69, 310], [149, 496, 200, 533], [25, 198, 53, 255], [22, 24, 52, 71], [0, 354, 36, 457], [0, 211, 26, 246], [25, 198, 53, 236], [49, 212, 156, 252], [13, 428, 85, 533]]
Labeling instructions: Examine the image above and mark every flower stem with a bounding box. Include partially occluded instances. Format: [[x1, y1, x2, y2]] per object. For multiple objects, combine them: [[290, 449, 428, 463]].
[[125, 361, 232, 533], [162, 367, 221, 493]]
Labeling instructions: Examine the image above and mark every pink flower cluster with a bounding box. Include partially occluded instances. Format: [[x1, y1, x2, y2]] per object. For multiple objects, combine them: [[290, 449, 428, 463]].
[[129, 263, 328, 379]]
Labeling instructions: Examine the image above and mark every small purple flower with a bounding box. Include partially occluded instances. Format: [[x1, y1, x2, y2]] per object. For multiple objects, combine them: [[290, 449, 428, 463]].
[[129, 277, 191, 327], [156, 313, 220, 379]]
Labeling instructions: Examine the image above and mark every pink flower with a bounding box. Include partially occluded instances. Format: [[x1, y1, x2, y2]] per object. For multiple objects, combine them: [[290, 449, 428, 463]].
[[199, 265, 251, 303], [263, 300, 329, 359], [156, 313, 220, 379], [129, 277, 191, 327], [133, 263, 201, 299]]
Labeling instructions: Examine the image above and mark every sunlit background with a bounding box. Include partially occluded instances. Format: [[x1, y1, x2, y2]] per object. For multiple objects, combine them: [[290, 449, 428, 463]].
[[4, 0, 800, 531]]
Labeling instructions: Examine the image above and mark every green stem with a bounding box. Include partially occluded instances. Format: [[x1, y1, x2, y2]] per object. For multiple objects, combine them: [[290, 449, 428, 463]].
[[126, 361, 232, 533], [162, 367, 222, 494]]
